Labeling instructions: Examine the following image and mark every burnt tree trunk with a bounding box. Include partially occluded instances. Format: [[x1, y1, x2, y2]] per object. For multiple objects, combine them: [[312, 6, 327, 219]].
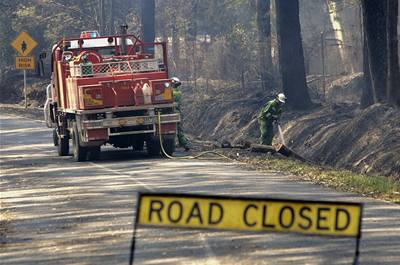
[[171, 23, 180, 74], [109, 0, 115, 35], [275, 0, 312, 110], [361, 12, 374, 108], [362, 0, 388, 103], [387, 0, 400, 107], [141, 0, 155, 53], [190, 1, 198, 92], [256, 0, 272, 90], [99, 0, 106, 35]]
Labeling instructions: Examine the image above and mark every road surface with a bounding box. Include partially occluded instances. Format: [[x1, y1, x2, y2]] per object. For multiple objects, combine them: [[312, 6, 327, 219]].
[[1, 113, 399, 265]]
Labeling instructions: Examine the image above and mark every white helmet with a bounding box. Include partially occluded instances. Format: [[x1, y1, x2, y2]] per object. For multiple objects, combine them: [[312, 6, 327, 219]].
[[277, 93, 287, 103], [171, 77, 181, 84], [171, 77, 182, 88]]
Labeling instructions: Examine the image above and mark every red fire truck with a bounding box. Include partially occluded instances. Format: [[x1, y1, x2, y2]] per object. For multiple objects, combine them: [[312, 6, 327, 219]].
[[44, 30, 180, 161]]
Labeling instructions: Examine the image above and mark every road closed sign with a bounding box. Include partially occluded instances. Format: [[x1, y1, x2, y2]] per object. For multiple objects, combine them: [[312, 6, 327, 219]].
[[130, 193, 363, 264], [136, 193, 362, 237]]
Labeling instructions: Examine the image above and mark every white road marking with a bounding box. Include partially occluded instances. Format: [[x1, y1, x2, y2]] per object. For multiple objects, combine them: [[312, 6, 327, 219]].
[[2, 113, 222, 264], [2, 113, 45, 124], [89, 162, 156, 192], [91, 162, 222, 264], [198, 234, 221, 265]]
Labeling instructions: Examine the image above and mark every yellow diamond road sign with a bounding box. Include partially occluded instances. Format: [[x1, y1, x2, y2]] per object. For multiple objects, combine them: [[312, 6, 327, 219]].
[[11, 31, 38, 56]]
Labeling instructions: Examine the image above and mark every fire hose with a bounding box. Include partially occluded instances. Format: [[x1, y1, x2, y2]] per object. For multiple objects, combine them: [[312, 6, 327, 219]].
[[157, 112, 231, 160]]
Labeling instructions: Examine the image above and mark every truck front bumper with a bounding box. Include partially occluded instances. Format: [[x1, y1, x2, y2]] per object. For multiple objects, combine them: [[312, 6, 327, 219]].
[[81, 113, 180, 139]]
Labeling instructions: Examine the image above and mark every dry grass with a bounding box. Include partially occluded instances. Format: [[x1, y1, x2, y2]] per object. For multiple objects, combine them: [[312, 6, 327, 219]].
[[228, 151, 400, 203]]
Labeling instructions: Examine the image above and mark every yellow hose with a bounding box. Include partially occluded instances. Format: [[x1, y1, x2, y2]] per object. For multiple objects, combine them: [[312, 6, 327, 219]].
[[157, 112, 232, 160]]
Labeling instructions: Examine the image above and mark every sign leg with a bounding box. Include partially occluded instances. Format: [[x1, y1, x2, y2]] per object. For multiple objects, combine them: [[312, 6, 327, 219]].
[[130, 194, 142, 265], [24, 70, 27, 108], [129, 222, 138, 265], [352, 236, 361, 265]]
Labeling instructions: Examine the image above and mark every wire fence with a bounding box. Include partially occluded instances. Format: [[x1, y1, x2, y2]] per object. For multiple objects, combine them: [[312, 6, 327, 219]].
[[69, 59, 161, 77]]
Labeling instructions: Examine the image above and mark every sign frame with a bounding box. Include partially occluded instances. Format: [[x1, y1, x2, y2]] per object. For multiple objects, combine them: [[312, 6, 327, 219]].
[[129, 192, 363, 265], [11, 31, 38, 108], [11, 31, 38, 56], [15, 56, 35, 70]]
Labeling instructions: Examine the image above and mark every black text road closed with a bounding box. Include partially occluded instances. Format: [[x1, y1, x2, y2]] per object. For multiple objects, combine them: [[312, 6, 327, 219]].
[[137, 193, 362, 237]]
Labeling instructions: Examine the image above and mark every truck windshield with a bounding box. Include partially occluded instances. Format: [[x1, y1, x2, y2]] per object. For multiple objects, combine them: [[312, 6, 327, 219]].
[[96, 48, 116, 58]]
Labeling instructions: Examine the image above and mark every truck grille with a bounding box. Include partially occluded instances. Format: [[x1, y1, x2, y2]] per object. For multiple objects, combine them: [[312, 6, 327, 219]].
[[110, 125, 152, 134], [113, 110, 146, 118]]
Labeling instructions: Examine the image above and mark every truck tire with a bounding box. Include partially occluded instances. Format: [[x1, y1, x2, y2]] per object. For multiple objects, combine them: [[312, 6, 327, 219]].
[[53, 129, 58, 146], [163, 136, 175, 156], [87, 146, 101, 161], [133, 140, 144, 151], [72, 123, 87, 162], [146, 137, 161, 156], [57, 133, 69, 156]]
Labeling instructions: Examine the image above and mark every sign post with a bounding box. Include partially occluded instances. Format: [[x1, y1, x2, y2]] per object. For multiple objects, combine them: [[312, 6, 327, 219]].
[[130, 193, 363, 265], [23, 70, 27, 108], [11, 31, 38, 108]]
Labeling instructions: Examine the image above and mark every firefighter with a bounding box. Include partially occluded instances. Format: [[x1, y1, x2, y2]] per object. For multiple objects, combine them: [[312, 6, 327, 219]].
[[258, 93, 287, 146], [80, 54, 93, 76], [171, 77, 189, 151]]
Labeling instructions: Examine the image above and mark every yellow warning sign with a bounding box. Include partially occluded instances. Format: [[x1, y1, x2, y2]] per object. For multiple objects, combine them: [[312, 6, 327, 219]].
[[16, 56, 35, 70], [11, 31, 38, 56], [137, 193, 363, 237]]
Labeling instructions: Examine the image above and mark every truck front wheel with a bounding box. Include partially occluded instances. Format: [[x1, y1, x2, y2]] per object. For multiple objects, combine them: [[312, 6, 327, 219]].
[[87, 146, 101, 161], [146, 136, 161, 156], [133, 140, 144, 151], [72, 123, 87, 162], [53, 129, 58, 146], [57, 133, 69, 156]]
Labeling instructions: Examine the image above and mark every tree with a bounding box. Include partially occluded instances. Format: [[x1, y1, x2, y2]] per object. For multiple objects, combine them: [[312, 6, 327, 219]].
[[326, 0, 355, 74], [141, 0, 155, 52], [99, 0, 106, 35], [386, 0, 400, 107], [0, 0, 19, 73], [275, 0, 312, 109], [362, 0, 387, 103], [108, 0, 115, 35], [256, 0, 272, 90], [361, 29, 374, 108]]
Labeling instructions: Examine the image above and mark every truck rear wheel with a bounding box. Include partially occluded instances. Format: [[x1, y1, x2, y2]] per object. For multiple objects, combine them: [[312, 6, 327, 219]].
[[146, 137, 161, 156], [72, 123, 87, 162], [57, 133, 69, 156], [87, 146, 101, 161]]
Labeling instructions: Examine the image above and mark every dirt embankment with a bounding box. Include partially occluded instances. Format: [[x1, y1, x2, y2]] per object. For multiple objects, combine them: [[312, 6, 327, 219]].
[[283, 104, 400, 178], [1, 72, 398, 179], [182, 76, 400, 179], [0, 104, 44, 121], [0, 70, 48, 106]]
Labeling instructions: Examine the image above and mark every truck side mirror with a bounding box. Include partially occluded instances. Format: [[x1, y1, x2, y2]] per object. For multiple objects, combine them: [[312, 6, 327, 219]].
[[39, 52, 47, 59], [63, 41, 71, 51]]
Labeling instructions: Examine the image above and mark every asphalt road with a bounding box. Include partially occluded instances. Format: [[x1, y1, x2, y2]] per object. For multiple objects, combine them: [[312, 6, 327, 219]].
[[1, 113, 399, 265]]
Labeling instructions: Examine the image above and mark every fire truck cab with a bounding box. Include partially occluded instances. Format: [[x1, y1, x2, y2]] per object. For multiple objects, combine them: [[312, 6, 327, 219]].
[[44, 30, 180, 161]]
